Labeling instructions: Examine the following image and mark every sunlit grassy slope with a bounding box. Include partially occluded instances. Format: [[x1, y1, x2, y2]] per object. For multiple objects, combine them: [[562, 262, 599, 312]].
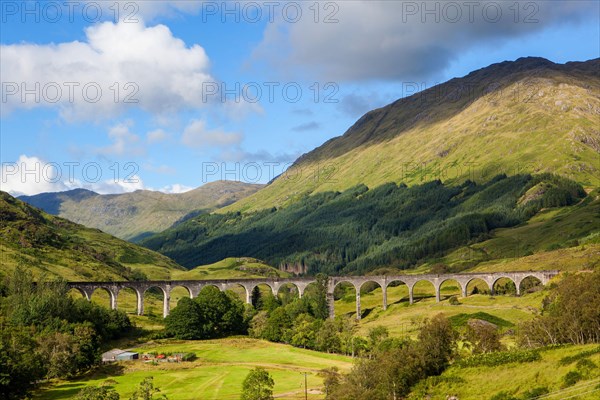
[[35, 338, 353, 400], [0, 191, 183, 281], [224, 58, 600, 213], [412, 344, 600, 400], [0, 190, 287, 283], [334, 282, 546, 338], [125, 257, 290, 281], [171, 257, 291, 280]]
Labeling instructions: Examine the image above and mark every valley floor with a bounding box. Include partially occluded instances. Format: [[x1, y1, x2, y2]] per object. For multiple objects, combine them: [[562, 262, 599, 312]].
[[37, 286, 600, 400], [34, 338, 352, 400]]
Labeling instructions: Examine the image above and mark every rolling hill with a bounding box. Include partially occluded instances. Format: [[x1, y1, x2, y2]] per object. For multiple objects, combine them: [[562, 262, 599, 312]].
[[140, 57, 600, 274], [223, 57, 599, 213], [0, 191, 184, 281], [141, 174, 598, 273], [19, 180, 263, 241]]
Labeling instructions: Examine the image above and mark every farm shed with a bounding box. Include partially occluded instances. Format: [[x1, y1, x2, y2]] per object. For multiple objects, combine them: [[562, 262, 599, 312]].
[[102, 349, 124, 362], [116, 351, 139, 361]]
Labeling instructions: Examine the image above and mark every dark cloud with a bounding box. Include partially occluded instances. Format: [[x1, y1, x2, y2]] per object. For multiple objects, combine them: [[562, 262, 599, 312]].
[[252, 1, 598, 82], [218, 148, 301, 164], [292, 121, 320, 132], [292, 108, 314, 116]]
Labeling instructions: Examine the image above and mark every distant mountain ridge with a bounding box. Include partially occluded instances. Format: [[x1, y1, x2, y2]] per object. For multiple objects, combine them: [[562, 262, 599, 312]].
[[19, 181, 263, 241], [224, 57, 600, 213]]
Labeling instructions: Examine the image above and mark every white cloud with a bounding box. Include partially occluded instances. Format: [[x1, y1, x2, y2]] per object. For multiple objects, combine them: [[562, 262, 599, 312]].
[[70, 175, 146, 194], [0, 154, 149, 196], [96, 121, 143, 156], [217, 148, 300, 164], [0, 155, 199, 196], [1, 20, 213, 120], [147, 129, 169, 144], [144, 163, 176, 175], [159, 184, 194, 194], [251, 1, 598, 82], [181, 119, 243, 149], [1, 155, 69, 196]]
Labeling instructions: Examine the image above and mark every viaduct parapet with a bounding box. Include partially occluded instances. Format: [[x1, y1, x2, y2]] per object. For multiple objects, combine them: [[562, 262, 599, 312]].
[[68, 271, 558, 319]]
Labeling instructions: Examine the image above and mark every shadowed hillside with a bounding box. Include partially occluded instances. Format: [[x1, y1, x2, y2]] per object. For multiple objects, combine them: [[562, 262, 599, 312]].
[[141, 174, 593, 273]]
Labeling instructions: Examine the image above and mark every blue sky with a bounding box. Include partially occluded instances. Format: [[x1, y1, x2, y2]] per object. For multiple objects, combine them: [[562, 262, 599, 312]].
[[1, 0, 598, 195]]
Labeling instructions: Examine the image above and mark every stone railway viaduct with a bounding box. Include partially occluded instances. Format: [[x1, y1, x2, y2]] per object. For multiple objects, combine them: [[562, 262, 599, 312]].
[[68, 271, 558, 320]]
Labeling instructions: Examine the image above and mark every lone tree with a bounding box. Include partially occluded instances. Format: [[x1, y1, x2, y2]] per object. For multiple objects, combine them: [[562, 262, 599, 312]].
[[76, 385, 120, 400], [129, 377, 167, 400], [241, 367, 275, 400]]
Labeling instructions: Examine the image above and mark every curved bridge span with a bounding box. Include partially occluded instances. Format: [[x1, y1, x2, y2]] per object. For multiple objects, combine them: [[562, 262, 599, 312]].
[[68, 271, 558, 319]]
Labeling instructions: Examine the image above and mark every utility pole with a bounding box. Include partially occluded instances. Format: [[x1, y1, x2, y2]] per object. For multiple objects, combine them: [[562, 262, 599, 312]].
[[304, 372, 308, 400]]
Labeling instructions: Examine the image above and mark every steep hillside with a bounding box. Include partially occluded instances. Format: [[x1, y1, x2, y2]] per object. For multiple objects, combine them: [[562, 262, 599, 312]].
[[435, 189, 600, 272], [19, 180, 263, 241], [225, 57, 600, 213], [0, 191, 184, 281], [141, 174, 591, 273]]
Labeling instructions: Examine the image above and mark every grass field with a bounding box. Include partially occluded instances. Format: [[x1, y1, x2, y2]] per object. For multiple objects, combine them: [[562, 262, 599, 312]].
[[413, 344, 600, 400], [334, 282, 545, 340], [34, 338, 353, 400]]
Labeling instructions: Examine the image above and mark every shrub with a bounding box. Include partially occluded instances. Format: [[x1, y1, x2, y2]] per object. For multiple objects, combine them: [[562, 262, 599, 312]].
[[449, 296, 460, 305], [465, 320, 504, 354], [521, 386, 549, 399], [75, 385, 120, 400], [164, 288, 247, 340], [489, 392, 518, 400], [558, 346, 600, 365], [182, 353, 197, 362], [575, 358, 598, 379], [519, 271, 600, 346], [562, 370, 582, 388], [456, 349, 541, 368]]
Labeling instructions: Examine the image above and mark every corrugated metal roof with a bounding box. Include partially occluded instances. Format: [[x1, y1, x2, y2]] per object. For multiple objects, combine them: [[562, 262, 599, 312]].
[[117, 352, 138, 357], [102, 349, 124, 358]]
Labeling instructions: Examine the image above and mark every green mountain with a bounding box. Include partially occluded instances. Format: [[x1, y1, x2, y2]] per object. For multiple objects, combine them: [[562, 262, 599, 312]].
[[224, 57, 600, 213], [141, 174, 597, 273], [0, 191, 185, 281], [141, 58, 600, 273], [19, 180, 263, 241]]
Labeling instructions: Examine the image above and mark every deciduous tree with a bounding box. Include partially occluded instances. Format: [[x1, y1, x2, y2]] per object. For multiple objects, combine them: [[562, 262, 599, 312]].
[[241, 367, 274, 400]]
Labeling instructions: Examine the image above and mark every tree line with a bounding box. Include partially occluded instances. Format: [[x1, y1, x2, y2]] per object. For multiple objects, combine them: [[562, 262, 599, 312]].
[[0, 268, 133, 399]]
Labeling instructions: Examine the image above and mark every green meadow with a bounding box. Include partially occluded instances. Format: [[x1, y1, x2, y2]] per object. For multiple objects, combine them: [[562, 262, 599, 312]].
[[34, 338, 353, 400], [46, 286, 600, 400]]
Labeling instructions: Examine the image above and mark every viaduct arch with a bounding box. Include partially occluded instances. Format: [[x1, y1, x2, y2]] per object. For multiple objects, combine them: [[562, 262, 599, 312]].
[[68, 271, 558, 319]]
